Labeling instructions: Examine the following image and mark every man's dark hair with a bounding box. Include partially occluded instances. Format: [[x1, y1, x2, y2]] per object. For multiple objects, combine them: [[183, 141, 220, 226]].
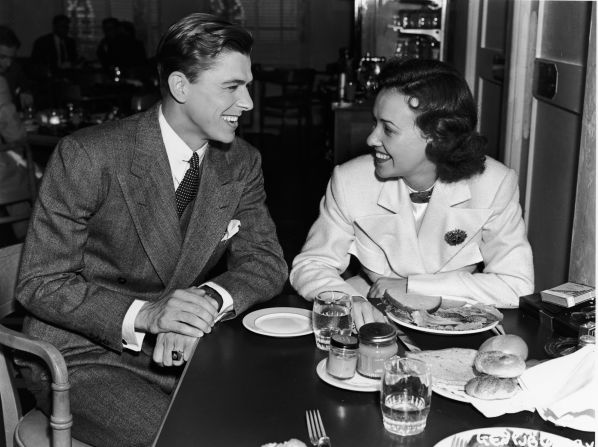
[[377, 58, 486, 182], [0, 25, 21, 49], [156, 13, 253, 91]]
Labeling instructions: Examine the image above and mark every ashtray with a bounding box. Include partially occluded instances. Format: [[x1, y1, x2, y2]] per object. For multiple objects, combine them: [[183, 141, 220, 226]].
[[544, 337, 578, 358]]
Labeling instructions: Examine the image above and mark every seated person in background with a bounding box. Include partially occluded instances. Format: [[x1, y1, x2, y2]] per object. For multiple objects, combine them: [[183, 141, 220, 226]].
[[97, 17, 122, 70], [290, 58, 534, 328], [120, 20, 147, 68], [31, 14, 78, 75], [0, 25, 32, 240], [16, 13, 287, 447]]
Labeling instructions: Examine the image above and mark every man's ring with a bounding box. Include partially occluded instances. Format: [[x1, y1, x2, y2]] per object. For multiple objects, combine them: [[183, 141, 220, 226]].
[[172, 350, 183, 361]]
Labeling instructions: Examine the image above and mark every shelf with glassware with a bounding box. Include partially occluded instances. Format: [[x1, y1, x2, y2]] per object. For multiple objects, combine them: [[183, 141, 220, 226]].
[[387, 0, 448, 61], [387, 25, 443, 60]]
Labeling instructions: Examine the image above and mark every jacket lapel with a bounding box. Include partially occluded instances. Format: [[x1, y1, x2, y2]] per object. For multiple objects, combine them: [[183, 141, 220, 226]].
[[169, 144, 243, 287], [418, 181, 492, 273], [355, 180, 426, 275], [117, 105, 182, 285]]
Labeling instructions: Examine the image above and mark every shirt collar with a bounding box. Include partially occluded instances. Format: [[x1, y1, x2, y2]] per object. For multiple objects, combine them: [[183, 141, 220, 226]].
[[158, 106, 208, 188]]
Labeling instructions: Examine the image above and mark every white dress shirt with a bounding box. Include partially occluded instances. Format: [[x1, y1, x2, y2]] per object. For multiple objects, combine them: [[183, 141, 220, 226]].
[[121, 107, 233, 351]]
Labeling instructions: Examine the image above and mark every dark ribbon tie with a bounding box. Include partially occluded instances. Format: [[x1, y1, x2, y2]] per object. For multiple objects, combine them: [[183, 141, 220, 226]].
[[409, 188, 433, 203]]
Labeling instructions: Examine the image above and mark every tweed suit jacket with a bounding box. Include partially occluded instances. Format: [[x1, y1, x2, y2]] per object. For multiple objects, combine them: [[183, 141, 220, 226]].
[[16, 104, 287, 387], [290, 155, 534, 308]]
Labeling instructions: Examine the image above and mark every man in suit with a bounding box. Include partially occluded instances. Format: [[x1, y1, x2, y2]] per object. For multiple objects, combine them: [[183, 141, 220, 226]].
[[31, 14, 78, 75], [17, 13, 287, 447]]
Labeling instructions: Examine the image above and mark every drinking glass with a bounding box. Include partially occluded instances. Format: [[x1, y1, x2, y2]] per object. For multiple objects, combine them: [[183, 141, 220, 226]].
[[312, 291, 352, 351], [380, 356, 432, 436]]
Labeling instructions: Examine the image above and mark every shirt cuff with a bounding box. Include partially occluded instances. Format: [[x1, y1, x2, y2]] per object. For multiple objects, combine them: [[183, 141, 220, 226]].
[[122, 299, 147, 351], [202, 281, 233, 323]]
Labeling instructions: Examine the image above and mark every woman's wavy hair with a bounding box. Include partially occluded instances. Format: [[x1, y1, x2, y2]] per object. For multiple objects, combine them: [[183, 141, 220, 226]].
[[376, 58, 486, 182], [156, 13, 253, 92]]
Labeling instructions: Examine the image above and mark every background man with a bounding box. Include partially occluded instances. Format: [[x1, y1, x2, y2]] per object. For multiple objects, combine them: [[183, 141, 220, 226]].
[[0, 25, 31, 242], [17, 13, 287, 447], [31, 14, 78, 75]]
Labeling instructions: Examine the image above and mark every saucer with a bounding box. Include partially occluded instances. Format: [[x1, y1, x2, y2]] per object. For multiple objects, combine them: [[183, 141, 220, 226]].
[[242, 307, 312, 338]]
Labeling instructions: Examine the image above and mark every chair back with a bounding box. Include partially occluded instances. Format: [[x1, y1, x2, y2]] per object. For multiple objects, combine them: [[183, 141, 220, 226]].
[[0, 243, 87, 447], [0, 243, 24, 447]]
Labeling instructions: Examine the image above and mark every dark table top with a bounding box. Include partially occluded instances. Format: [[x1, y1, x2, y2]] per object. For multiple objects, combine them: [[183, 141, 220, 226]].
[[153, 295, 594, 447]]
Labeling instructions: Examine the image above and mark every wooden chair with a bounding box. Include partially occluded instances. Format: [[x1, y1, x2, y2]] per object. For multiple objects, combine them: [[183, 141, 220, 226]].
[[0, 143, 38, 229], [0, 243, 91, 447], [258, 67, 316, 137]]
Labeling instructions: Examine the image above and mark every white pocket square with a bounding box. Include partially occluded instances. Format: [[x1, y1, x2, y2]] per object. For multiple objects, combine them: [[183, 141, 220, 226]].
[[221, 219, 241, 241]]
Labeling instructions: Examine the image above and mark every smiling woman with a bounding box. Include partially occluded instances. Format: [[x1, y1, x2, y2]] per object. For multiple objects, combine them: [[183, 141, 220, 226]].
[[290, 58, 534, 327]]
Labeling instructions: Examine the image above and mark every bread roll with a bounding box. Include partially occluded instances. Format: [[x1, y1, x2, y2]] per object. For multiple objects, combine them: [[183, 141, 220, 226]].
[[474, 351, 526, 378], [478, 334, 529, 360], [465, 376, 519, 400]]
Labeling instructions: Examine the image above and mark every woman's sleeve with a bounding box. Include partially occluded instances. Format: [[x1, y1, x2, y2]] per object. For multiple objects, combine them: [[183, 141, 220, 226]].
[[408, 170, 534, 308], [290, 166, 363, 300]]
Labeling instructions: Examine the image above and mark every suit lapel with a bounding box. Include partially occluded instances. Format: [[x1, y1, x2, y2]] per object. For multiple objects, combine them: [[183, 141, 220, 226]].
[[169, 144, 243, 287], [418, 181, 491, 273], [117, 106, 182, 285]]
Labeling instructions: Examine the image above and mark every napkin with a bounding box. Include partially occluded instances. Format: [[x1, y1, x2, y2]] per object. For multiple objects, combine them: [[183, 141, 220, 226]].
[[518, 345, 596, 432], [464, 346, 596, 430]]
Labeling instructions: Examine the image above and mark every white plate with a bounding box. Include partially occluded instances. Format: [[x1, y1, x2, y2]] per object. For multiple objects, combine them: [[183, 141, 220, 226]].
[[242, 307, 313, 337], [434, 427, 578, 447], [387, 311, 499, 335], [316, 359, 379, 392]]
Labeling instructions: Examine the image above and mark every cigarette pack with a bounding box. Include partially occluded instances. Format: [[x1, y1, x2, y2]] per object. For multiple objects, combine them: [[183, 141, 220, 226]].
[[540, 282, 596, 308]]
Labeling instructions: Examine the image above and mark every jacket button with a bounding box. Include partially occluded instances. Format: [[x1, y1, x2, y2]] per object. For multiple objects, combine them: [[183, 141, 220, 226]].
[[117, 277, 127, 284]]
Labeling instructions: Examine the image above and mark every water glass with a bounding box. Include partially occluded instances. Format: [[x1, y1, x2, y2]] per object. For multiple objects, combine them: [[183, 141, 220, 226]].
[[312, 291, 352, 350], [380, 356, 432, 436]]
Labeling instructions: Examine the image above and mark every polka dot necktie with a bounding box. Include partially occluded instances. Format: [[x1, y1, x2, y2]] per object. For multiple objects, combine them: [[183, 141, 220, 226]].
[[175, 152, 200, 217]]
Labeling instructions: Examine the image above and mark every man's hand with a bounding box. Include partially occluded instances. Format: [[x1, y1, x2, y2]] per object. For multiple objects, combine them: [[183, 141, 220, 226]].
[[367, 277, 408, 300], [135, 288, 219, 337], [153, 332, 198, 367], [352, 296, 386, 330]]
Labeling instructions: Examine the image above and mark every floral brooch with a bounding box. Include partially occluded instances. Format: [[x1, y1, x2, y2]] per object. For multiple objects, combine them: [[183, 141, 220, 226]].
[[444, 229, 467, 246]]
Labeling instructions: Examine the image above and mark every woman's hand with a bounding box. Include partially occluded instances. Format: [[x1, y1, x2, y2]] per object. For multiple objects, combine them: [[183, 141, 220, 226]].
[[352, 296, 386, 330], [367, 277, 407, 299]]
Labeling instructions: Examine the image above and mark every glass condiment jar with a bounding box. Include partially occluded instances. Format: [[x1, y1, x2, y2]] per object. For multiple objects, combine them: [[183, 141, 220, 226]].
[[357, 322, 398, 379], [327, 334, 359, 379]]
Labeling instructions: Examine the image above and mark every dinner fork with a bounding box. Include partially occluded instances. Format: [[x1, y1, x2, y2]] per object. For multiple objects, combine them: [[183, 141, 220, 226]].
[[305, 409, 331, 447], [450, 435, 467, 447]]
